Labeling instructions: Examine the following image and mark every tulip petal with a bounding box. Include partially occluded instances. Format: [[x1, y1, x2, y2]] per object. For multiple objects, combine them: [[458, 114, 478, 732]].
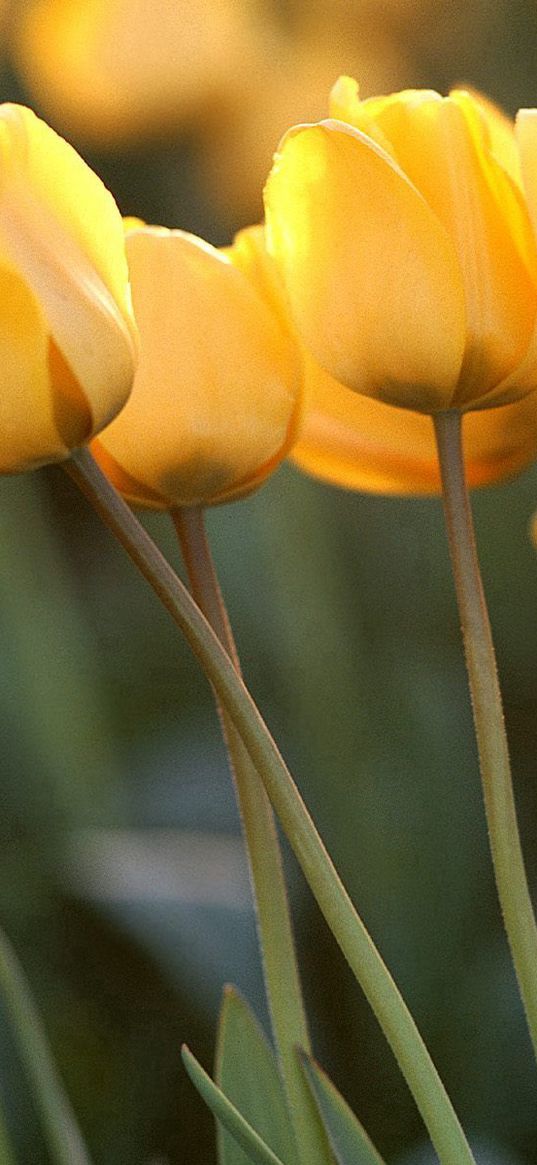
[[482, 110, 537, 407], [96, 228, 301, 507], [451, 87, 522, 187], [265, 119, 466, 412], [0, 105, 136, 438], [353, 93, 537, 406], [0, 265, 76, 472], [292, 352, 537, 493]]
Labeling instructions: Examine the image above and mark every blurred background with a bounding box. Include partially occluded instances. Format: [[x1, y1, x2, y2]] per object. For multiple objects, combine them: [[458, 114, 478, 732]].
[[1, 1, 537, 1162]]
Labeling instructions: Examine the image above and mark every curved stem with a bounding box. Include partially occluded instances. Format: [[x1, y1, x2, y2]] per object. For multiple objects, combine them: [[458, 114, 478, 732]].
[[172, 507, 326, 1165], [65, 447, 475, 1165], [434, 409, 537, 1059]]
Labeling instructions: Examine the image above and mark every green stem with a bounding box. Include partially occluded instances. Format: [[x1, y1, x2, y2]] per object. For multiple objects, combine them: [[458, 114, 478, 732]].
[[434, 409, 537, 1059], [0, 926, 92, 1165], [65, 447, 475, 1165], [172, 507, 326, 1165]]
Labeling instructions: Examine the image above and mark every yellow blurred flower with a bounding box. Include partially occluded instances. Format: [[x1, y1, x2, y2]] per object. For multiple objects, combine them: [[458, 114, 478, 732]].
[[14, 0, 266, 148], [195, 20, 412, 227], [235, 222, 537, 493], [0, 103, 136, 474], [264, 78, 537, 416], [93, 223, 302, 508]]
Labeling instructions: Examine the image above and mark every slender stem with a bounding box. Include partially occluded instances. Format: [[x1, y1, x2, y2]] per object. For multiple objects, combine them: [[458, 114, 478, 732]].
[[434, 409, 537, 1059], [65, 447, 475, 1165], [172, 507, 325, 1165], [0, 926, 92, 1165]]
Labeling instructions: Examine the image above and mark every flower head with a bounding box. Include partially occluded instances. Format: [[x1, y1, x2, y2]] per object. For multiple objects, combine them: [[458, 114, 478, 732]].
[[93, 223, 302, 508], [0, 104, 136, 473], [264, 78, 537, 415], [238, 222, 537, 493]]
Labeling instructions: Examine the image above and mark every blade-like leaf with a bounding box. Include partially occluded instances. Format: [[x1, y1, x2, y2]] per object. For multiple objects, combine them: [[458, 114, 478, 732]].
[[215, 986, 299, 1165], [0, 927, 92, 1165], [299, 1051, 386, 1165], [182, 1045, 287, 1165]]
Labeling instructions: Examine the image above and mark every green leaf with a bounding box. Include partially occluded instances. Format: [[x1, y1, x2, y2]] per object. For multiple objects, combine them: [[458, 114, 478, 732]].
[[182, 1045, 288, 1165], [299, 1051, 386, 1165], [215, 987, 299, 1165]]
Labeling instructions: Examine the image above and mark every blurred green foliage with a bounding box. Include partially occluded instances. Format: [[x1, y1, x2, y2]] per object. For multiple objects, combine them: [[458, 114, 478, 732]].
[[2, 2, 537, 1163]]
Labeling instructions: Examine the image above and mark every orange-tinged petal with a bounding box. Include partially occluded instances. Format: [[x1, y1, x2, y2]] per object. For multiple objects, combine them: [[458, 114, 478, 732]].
[[292, 352, 537, 494], [264, 119, 466, 412], [95, 228, 301, 508], [0, 105, 137, 439]]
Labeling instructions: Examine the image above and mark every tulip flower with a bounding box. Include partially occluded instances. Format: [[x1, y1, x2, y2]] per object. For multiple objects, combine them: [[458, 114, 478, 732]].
[[14, 0, 270, 148], [93, 224, 302, 508], [0, 103, 137, 474], [264, 77, 537, 417], [232, 223, 537, 493]]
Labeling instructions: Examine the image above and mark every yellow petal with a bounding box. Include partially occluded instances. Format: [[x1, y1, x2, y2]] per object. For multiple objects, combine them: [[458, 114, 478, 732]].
[[451, 87, 521, 186], [0, 104, 137, 439], [483, 110, 537, 407], [292, 352, 537, 494], [264, 119, 466, 412], [516, 109, 537, 242], [329, 77, 437, 159], [95, 228, 301, 508], [353, 92, 537, 406], [226, 223, 297, 336], [0, 267, 70, 472]]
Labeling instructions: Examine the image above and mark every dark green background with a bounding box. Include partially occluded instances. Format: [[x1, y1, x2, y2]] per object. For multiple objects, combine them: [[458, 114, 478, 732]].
[[1, 1, 537, 1161]]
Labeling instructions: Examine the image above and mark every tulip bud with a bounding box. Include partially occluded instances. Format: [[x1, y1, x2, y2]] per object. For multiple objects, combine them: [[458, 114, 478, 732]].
[[0, 104, 137, 474], [264, 78, 537, 415], [94, 224, 302, 508], [239, 222, 537, 493]]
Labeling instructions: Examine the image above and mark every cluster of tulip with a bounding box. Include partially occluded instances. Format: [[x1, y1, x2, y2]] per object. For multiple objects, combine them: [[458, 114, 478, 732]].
[[3, 76, 537, 1165], [6, 79, 537, 499]]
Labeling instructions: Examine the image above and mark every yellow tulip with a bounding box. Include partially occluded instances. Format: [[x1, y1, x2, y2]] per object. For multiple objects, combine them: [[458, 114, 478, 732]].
[[234, 222, 537, 493], [93, 224, 302, 508], [14, 0, 268, 148], [0, 104, 136, 474], [264, 77, 537, 416]]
